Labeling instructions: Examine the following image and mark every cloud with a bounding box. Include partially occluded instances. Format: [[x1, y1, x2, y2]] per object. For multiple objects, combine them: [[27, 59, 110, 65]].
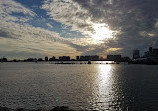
[[0, 0, 35, 23], [0, 20, 85, 58], [1, 0, 158, 59], [42, 0, 158, 57], [0, 0, 87, 58], [41, 0, 94, 37]]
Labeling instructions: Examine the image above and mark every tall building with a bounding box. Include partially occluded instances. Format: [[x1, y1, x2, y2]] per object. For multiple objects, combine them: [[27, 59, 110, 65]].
[[76, 56, 80, 61], [133, 49, 140, 59], [149, 47, 153, 53], [45, 56, 48, 61]]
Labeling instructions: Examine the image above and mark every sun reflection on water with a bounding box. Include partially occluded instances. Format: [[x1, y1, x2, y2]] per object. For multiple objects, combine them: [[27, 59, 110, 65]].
[[97, 64, 113, 99], [91, 64, 115, 110]]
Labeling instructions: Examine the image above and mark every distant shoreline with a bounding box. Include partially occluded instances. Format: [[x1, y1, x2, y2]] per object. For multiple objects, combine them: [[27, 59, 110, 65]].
[[1, 61, 158, 65]]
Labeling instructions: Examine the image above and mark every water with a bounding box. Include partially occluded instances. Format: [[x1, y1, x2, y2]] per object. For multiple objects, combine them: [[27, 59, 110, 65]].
[[0, 62, 158, 110]]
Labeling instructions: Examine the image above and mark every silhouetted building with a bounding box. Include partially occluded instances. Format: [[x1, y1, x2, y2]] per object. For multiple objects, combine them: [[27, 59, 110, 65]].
[[59, 56, 70, 61], [76, 56, 80, 61], [153, 49, 158, 57], [144, 47, 158, 58], [37, 58, 43, 61], [26, 58, 37, 62], [122, 56, 131, 62], [133, 49, 140, 59], [80, 56, 85, 60], [149, 47, 153, 53], [129, 58, 149, 64], [90, 55, 99, 60], [45, 56, 48, 61], [100, 57, 104, 60], [107, 55, 122, 62], [78, 55, 99, 61], [144, 47, 158, 63], [0, 57, 8, 62], [49, 56, 56, 61], [130, 47, 158, 64], [13, 59, 18, 62]]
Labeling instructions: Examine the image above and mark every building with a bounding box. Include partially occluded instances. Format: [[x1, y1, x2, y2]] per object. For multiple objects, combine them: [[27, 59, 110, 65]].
[[49, 56, 56, 61], [37, 58, 43, 61], [76, 56, 80, 61], [107, 55, 122, 62], [100, 57, 104, 60], [45, 56, 48, 61], [131, 47, 158, 64], [149, 47, 153, 53], [153, 49, 158, 57], [0, 56, 8, 62], [77, 55, 99, 61], [122, 56, 131, 62], [144, 47, 158, 58], [59, 56, 70, 61], [133, 49, 140, 59], [26, 58, 37, 62], [90, 55, 100, 60]]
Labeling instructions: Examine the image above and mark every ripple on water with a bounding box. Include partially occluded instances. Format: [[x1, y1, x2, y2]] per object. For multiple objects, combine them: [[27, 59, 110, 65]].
[[0, 63, 158, 110]]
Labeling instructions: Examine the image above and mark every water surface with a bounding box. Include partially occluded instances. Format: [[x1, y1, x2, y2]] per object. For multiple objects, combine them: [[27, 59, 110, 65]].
[[0, 62, 158, 110]]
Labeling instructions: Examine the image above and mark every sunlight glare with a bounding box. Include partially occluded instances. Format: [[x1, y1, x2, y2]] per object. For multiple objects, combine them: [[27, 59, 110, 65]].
[[94, 64, 114, 104], [92, 23, 114, 40]]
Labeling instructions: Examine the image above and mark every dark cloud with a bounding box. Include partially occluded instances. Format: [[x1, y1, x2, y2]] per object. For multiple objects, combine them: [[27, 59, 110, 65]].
[[72, 0, 158, 56], [2, 0, 158, 58]]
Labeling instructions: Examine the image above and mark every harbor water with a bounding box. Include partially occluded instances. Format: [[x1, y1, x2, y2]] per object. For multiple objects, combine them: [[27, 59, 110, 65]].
[[0, 62, 158, 110]]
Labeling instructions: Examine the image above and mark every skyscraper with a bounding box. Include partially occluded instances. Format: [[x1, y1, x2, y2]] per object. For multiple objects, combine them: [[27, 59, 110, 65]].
[[133, 49, 140, 59]]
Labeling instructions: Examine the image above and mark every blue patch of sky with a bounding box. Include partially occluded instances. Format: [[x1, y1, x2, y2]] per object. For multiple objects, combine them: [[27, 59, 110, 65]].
[[14, 0, 82, 39]]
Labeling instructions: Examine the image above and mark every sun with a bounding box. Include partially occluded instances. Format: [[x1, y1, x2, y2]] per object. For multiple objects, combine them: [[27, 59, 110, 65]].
[[92, 23, 114, 40]]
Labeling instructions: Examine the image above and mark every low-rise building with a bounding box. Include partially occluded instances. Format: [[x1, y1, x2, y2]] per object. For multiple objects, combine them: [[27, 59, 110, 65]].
[[107, 55, 122, 62]]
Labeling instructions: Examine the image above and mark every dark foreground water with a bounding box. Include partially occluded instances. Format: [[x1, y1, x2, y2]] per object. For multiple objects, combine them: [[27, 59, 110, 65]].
[[0, 62, 158, 111]]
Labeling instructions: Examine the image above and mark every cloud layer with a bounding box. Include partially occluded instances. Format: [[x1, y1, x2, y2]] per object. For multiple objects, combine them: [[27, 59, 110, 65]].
[[42, 0, 158, 56], [0, 0, 87, 59], [1, 0, 158, 59]]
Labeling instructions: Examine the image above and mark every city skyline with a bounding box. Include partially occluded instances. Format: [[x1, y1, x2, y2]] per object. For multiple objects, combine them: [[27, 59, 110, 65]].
[[1, 46, 157, 62], [1, 0, 158, 59]]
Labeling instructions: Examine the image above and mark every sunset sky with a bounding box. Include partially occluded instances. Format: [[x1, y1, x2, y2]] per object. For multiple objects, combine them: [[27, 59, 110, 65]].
[[0, 0, 158, 59]]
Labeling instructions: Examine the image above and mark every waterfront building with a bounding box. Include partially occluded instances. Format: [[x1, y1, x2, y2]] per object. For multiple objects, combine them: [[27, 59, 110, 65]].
[[59, 56, 70, 61], [131, 47, 158, 64], [122, 56, 131, 62], [133, 49, 140, 59], [76, 56, 80, 61], [144, 47, 158, 63], [45, 56, 48, 61], [107, 55, 122, 62], [49, 56, 56, 61], [37, 58, 43, 61], [144, 47, 158, 58], [0, 57, 8, 62], [77, 55, 99, 61]]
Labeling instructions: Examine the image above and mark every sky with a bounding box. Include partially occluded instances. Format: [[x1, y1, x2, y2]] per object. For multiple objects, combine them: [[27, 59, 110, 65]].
[[0, 0, 158, 59]]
